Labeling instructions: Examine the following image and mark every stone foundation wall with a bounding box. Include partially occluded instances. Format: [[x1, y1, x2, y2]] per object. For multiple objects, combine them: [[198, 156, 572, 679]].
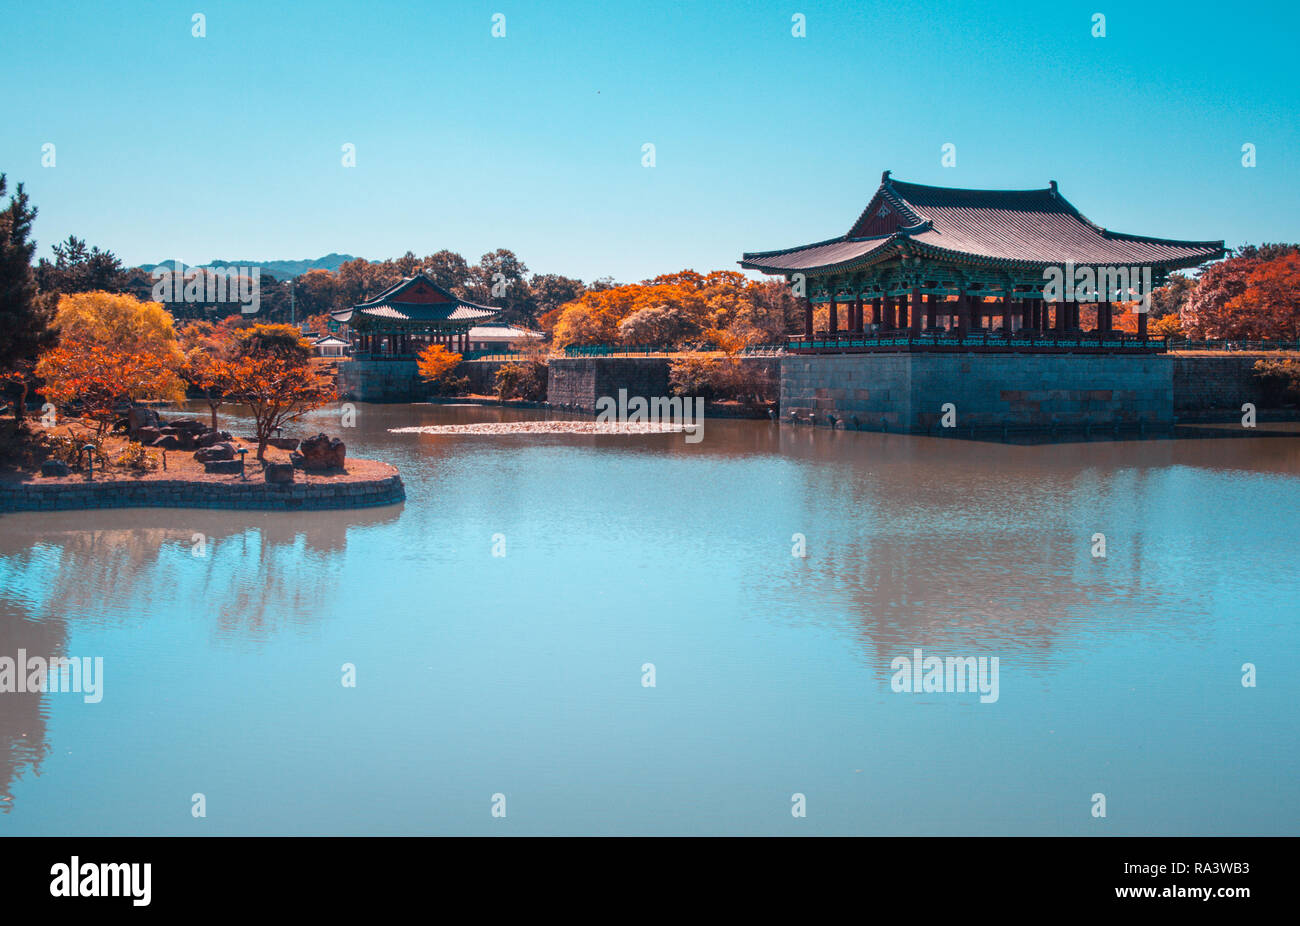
[[547, 357, 779, 412], [547, 358, 672, 412], [1172, 355, 1268, 413], [781, 353, 1173, 431], [0, 474, 405, 512], [337, 360, 425, 402], [461, 360, 510, 395]]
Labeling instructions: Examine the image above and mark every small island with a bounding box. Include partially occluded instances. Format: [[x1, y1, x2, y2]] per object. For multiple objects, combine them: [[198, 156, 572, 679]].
[[0, 412, 404, 512], [0, 275, 404, 512]]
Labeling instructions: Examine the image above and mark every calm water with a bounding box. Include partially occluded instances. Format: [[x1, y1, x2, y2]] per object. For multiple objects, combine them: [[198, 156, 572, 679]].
[[2, 402, 1298, 835]]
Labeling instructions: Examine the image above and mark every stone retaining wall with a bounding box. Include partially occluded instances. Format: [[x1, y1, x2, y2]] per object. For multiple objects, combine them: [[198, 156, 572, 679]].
[[782, 353, 1173, 431], [0, 474, 405, 512], [1171, 355, 1268, 413], [337, 360, 424, 402], [547, 357, 779, 413]]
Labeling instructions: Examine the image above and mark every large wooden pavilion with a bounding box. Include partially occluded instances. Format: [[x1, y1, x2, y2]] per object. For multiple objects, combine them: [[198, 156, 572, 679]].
[[331, 274, 499, 358], [740, 172, 1224, 353]]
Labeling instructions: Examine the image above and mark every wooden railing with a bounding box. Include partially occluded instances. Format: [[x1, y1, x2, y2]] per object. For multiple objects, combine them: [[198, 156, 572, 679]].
[[786, 331, 1166, 353]]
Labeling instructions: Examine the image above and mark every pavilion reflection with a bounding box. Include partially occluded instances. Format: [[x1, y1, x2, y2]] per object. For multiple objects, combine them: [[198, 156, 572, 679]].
[[756, 437, 1208, 674]]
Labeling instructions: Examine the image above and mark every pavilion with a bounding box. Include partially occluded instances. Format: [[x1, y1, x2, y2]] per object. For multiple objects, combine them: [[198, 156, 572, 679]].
[[331, 273, 500, 358], [741, 172, 1223, 352]]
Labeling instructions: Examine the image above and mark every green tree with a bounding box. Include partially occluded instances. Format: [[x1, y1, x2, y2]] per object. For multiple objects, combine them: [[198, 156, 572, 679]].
[[0, 175, 57, 428], [35, 235, 130, 295], [233, 323, 314, 364]]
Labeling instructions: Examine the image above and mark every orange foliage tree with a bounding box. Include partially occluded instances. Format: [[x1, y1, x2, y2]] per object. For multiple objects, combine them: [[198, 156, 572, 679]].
[[36, 339, 183, 436], [224, 354, 337, 460], [549, 270, 796, 349], [182, 350, 238, 430], [1186, 245, 1300, 339], [416, 344, 462, 385], [1224, 252, 1300, 340]]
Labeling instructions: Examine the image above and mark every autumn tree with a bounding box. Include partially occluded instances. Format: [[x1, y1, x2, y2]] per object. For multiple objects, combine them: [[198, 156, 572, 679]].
[[1185, 245, 1300, 339], [1224, 251, 1300, 340], [52, 291, 185, 369], [182, 350, 237, 430], [549, 269, 789, 349], [37, 340, 183, 436], [416, 344, 463, 389], [225, 353, 337, 460]]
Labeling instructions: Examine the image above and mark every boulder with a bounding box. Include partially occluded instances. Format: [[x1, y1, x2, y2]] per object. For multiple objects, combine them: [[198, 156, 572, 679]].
[[134, 426, 161, 445], [40, 459, 70, 478], [268, 437, 300, 451], [297, 433, 346, 470], [193, 442, 236, 463], [193, 429, 225, 448], [203, 460, 243, 475], [151, 434, 182, 450], [169, 417, 206, 432], [127, 406, 161, 434], [264, 462, 295, 484], [289, 451, 305, 469]]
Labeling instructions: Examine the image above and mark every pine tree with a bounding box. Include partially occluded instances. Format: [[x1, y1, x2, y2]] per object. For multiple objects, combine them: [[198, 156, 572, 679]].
[[0, 174, 57, 427]]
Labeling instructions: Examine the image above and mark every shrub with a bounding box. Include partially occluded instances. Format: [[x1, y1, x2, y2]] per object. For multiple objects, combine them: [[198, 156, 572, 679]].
[[494, 361, 547, 401], [669, 355, 777, 404], [1253, 359, 1300, 406], [114, 440, 159, 472]]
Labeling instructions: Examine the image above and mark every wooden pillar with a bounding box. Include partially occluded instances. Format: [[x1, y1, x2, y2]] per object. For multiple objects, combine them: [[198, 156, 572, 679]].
[[1137, 308, 1148, 339], [926, 293, 938, 331], [910, 287, 923, 335], [957, 292, 971, 336], [1055, 302, 1067, 333], [1021, 299, 1032, 332], [852, 296, 863, 333], [828, 295, 838, 335], [1099, 301, 1113, 334], [803, 297, 814, 338], [870, 297, 881, 328]]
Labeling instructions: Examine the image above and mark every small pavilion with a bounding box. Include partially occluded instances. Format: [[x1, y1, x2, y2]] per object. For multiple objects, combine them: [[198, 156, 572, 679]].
[[741, 172, 1224, 352], [331, 274, 499, 358]]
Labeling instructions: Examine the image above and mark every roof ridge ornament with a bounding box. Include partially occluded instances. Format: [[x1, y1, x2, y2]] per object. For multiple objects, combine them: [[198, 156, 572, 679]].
[[1049, 180, 1058, 196], [881, 169, 892, 183]]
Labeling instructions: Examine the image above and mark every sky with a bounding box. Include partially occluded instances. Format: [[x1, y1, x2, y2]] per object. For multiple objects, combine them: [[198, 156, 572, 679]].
[[2, 0, 1297, 283]]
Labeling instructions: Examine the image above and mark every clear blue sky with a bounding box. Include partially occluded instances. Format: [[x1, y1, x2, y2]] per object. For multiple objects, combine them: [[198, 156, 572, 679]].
[[3, 0, 1296, 282]]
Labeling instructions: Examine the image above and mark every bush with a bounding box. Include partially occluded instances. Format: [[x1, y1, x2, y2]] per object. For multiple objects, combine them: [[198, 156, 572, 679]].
[[43, 433, 105, 471], [494, 361, 547, 401], [668, 355, 776, 404], [114, 440, 160, 472], [1253, 359, 1300, 406]]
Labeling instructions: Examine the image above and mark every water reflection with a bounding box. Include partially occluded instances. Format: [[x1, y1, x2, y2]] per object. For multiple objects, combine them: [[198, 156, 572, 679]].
[[0, 504, 399, 810], [0, 598, 63, 812], [0, 400, 1297, 832]]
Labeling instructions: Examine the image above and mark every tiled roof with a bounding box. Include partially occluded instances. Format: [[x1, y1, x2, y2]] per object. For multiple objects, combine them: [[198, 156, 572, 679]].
[[741, 172, 1224, 274], [337, 301, 498, 323], [331, 273, 499, 324]]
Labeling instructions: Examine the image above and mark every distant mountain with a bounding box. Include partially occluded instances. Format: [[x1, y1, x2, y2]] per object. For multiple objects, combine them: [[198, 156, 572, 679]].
[[137, 253, 359, 280]]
